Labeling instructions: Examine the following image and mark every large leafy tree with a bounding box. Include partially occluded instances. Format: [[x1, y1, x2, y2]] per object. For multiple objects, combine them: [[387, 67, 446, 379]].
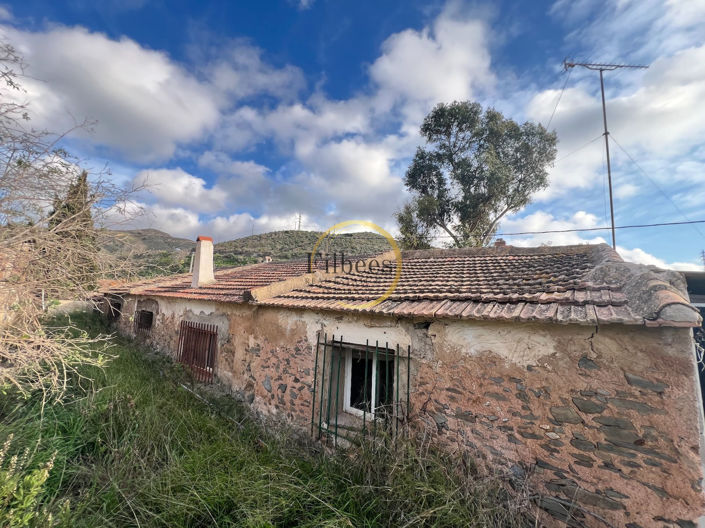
[[396, 101, 557, 248]]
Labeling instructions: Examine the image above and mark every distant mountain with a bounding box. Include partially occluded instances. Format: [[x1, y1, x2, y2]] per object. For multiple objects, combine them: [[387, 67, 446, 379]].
[[99, 228, 195, 255], [100, 228, 393, 277]]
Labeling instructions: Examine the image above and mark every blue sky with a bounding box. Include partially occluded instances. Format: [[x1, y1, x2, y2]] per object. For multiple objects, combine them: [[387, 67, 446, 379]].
[[2, 0, 704, 269]]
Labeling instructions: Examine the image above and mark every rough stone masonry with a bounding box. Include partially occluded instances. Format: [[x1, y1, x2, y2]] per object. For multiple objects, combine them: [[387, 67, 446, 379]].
[[106, 242, 705, 527]]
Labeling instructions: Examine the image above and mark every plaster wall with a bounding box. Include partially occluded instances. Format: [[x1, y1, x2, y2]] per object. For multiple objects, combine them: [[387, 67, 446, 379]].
[[114, 295, 705, 527]]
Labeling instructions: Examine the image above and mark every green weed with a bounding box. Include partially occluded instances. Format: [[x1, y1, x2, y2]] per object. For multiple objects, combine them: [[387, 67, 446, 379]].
[[0, 314, 529, 527]]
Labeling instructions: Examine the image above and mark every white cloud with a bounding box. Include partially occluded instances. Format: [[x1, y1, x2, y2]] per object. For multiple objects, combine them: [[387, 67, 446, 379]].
[[205, 41, 305, 103], [497, 209, 702, 271], [198, 151, 270, 179], [133, 168, 226, 213], [498, 210, 605, 247], [3, 25, 220, 162], [105, 199, 312, 242], [102, 200, 201, 238], [527, 45, 705, 202], [1, 24, 306, 163], [207, 3, 496, 231], [614, 183, 639, 200], [551, 0, 705, 61], [369, 3, 494, 127], [617, 246, 702, 271]]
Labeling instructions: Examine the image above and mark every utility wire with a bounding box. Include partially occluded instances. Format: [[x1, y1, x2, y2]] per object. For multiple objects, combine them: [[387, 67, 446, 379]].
[[609, 134, 705, 241], [492, 219, 705, 237], [310, 219, 705, 240], [554, 134, 602, 163], [545, 68, 571, 130]]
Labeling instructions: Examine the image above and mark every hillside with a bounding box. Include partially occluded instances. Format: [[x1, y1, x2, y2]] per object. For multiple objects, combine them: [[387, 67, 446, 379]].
[[100, 228, 393, 276], [98, 228, 195, 255], [215, 230, 391, 261]]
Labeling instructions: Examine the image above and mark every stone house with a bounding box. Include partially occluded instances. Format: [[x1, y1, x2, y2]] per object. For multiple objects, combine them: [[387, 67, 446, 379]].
[[105, 236, 705, 527]]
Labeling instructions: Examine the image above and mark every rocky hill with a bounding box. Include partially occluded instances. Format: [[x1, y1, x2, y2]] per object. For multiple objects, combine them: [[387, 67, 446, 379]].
[[100, 229, 393, 276]]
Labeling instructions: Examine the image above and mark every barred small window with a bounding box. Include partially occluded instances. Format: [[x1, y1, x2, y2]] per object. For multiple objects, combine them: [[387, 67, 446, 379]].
[[136, 310, 154, 331]]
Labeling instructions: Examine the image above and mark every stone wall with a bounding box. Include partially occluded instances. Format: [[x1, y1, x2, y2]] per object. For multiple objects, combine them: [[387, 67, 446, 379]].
[[114, 295, 705, 526]]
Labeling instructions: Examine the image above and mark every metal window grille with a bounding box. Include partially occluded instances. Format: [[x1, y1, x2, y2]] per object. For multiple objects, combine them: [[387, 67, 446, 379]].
[[135, 310, 153, 334], [177, 320, 218, 383], [310, 333, 411, 447]]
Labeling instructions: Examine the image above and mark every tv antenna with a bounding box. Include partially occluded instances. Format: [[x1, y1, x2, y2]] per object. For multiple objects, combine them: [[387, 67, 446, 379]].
[[563, 61, 649, 249]]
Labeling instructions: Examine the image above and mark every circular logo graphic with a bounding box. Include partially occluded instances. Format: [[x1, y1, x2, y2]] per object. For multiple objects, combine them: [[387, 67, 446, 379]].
[[309, 220, 402, 309]]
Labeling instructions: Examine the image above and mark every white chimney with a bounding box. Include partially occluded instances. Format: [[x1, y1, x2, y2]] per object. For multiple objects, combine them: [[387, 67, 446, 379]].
[[191, 235, 215, 288]]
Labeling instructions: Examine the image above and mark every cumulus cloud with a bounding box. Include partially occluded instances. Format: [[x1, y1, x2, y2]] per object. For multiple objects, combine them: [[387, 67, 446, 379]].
[[617, 246, 702, 271], [531, 1, 705, 201], [133, 168, 226, 213], [205, 41, 305, 103], [498, 209, 702, 271], [369, 4, 494, 120], [105, 199, 311, 241], [206, 2, 496, 230], [3, 25, 220, 162], [498, 210, 605, 247], [1, 24, 306, 163]]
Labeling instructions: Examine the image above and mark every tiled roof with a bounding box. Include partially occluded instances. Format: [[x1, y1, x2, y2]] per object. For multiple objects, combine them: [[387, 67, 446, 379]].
[[261, 244, 701, 327], [106, 260, 319, 303], [106, 244, 701, 327]]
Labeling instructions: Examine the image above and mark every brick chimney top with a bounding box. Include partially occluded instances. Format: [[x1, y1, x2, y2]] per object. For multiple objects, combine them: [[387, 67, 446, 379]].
[[494, 238, 507, 247]]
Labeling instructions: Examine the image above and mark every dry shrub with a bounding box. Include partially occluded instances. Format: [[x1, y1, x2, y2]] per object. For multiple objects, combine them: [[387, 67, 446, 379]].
[[0, 41, 141, 396]]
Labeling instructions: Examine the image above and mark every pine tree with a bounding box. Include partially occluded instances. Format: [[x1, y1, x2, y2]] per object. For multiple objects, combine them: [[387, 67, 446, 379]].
[[49, 171, 93, 233], [48, 170, 98, 288]]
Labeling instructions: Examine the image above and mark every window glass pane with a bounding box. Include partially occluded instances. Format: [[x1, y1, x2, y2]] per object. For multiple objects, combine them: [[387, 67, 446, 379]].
[[349, 355, 373, 412], [375, 357, 394, 413]]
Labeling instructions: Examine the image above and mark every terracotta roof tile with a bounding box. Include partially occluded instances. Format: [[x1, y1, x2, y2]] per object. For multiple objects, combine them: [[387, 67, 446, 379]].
[[105, 260, 320, 303], [109, 243, 701, 328], [261, 244, 698, 327]]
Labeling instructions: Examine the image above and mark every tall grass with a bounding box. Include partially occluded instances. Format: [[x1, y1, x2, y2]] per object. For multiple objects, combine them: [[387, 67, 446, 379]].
[[0, 313, 530, 527]]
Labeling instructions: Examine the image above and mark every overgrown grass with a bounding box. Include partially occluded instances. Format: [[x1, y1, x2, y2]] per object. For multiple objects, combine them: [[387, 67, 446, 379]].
[[0, 313, 530, 527]]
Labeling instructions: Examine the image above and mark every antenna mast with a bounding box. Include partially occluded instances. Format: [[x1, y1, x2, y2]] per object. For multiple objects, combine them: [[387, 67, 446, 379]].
[[563, 61, 648, 249]]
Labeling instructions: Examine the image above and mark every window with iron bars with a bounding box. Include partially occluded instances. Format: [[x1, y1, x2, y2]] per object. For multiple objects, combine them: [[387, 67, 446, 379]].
[[135, 310, 154, 334], [177, 320, 217, 383], [310, 334, 411, 446]]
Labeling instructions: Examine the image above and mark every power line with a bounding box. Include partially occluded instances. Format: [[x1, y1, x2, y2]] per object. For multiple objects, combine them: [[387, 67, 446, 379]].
[[492, 219, 705, 237], [608, 134, 705, 241], [554, 134, 602, 163], [311, 219, 705, 240]]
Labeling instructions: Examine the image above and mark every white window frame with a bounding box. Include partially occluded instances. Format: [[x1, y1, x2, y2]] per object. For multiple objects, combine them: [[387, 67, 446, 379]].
[[343, 348, 392, 417]]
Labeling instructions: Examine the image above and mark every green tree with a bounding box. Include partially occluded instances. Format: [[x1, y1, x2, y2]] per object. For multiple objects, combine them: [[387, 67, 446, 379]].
[[396, 101, 557, 248], [49, 170, 98, 288], [49, 170, 93, 232]]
